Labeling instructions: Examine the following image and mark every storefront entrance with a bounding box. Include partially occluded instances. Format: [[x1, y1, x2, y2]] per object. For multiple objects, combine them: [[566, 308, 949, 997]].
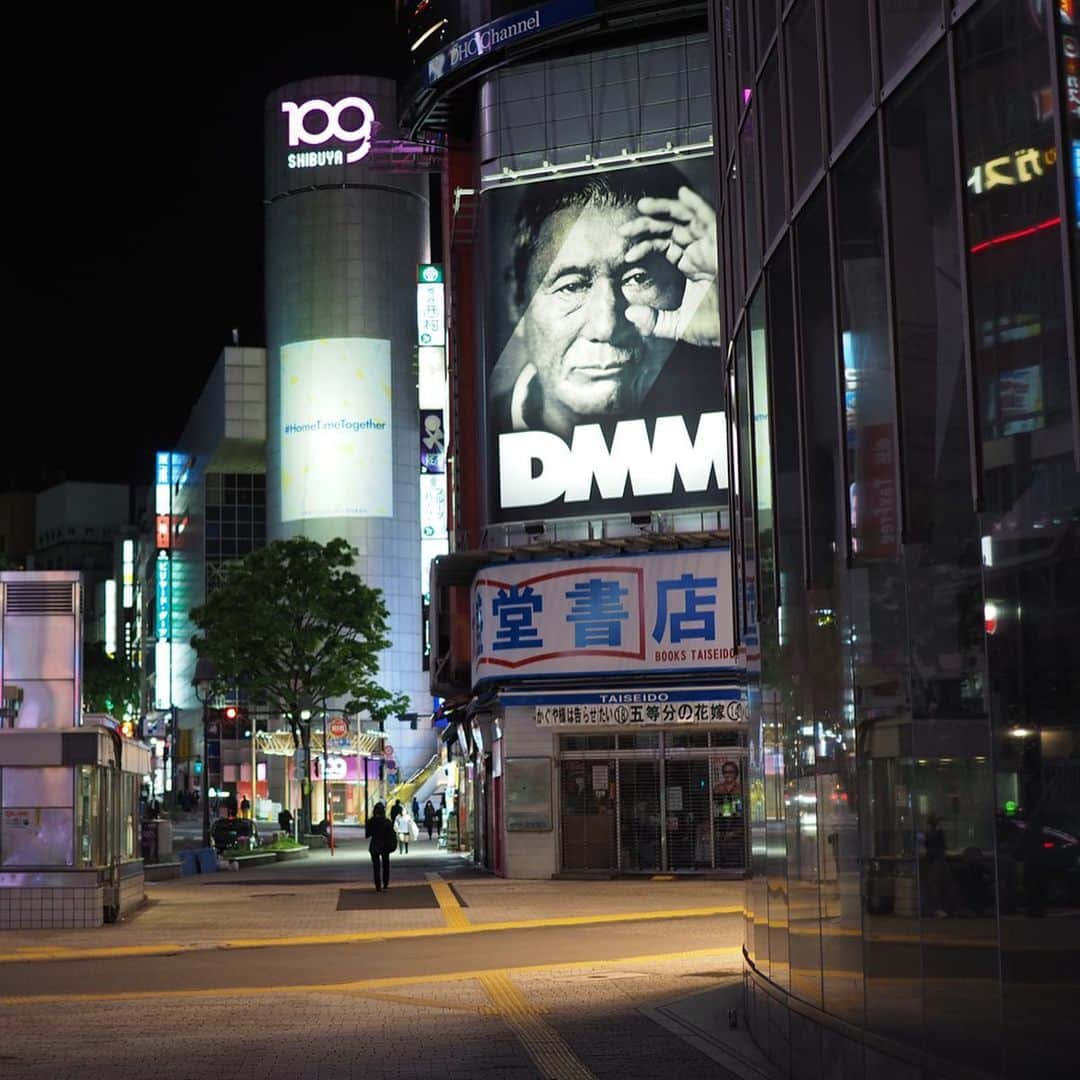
[[558, 731, 747, 874]]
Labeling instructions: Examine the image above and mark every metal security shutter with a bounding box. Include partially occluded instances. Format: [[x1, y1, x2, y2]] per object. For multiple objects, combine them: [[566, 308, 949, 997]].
[[617, 759, 662, 870]]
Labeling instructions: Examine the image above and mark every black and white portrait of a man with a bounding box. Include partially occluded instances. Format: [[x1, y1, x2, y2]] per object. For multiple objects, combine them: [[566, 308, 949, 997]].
[[484, 157, 726, 521]]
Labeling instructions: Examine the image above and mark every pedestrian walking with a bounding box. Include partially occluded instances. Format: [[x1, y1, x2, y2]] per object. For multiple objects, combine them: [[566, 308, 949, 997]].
[[240, 795, 251, 820], [411, 795, 420, 820], [390, 799, 404, 825], [423, 800, 435, 840], [395, 808, 418, 854], [365, 802, 396, 892]]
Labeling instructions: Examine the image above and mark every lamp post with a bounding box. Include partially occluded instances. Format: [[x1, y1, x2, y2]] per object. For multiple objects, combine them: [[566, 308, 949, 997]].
[[192, 658, 219, 849]]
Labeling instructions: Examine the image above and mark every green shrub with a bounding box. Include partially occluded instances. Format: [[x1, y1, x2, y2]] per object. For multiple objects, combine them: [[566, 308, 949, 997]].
[[258, 837, 306, 852]]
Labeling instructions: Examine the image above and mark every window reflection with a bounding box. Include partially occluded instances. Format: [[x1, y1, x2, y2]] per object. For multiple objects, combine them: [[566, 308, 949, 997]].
[[959, 1, 1079, 1076], [887, 46, 1000, 1071], [795, 188, 864, 1027]]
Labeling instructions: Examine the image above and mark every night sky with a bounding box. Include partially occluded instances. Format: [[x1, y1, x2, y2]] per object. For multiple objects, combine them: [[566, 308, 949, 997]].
[[3, 5, 399, 491]]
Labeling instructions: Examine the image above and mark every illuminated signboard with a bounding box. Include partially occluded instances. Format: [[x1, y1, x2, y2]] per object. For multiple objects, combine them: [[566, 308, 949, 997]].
[[281, 96, 375, 168], [122, 538, 135, 608], [104, 580, 117, 659], [418, 346, 447, 410], [425, 0, 596, 85], [280, 337, 393, 521], [155, 552, 171, 641], [417, 264, 445, 346], [498, 687, 743, 727], [421, 409, 446, 473], [483, 156, 727, 523], [471, 549, 736, 686]]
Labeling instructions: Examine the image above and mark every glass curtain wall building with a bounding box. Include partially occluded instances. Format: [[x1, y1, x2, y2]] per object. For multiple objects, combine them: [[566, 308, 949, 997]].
[[708, 1, 1079, 1077]]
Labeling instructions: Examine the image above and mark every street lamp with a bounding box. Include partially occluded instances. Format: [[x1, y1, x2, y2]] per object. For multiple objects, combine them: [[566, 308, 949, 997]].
[[192, 658, 219, 849]]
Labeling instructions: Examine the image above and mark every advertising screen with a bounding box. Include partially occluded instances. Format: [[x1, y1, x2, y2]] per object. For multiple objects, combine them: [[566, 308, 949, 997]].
[[280, 337, 393, 521], [483, 156, 726, 523]]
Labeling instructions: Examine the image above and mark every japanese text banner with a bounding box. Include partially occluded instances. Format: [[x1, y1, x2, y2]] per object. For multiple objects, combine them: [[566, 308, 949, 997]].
[[471, 549, 735, 686]]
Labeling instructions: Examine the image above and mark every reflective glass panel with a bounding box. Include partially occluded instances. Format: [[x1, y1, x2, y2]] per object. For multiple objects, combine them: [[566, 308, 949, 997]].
[[877, 0, 942, 86], [786, 0, 824, 201], [761, 51, 787, 246], [825, 0, 873, 147]]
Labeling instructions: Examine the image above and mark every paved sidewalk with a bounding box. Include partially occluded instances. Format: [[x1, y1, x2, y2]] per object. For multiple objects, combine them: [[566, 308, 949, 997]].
[[0, 834, 746, 959]]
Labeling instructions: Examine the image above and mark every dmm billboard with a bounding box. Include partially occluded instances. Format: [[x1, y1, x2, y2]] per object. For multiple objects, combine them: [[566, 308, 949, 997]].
[[483, 156, 727, 523]]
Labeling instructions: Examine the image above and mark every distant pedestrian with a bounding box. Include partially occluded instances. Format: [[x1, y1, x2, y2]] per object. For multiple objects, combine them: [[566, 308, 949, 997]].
[[278, 808, 294, 837], [240, 796, 251, 820], [411, 796, 420, 820], [435, 806, 443, 833], [366, 802, 396, 892], [395, 809, 418, 854], [390, 799, 403, 824], [423, 800, 435, 840]]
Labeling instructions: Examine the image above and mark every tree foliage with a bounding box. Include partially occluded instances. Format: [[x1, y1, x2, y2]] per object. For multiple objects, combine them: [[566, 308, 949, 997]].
[[83, 642, 139, 719], [190, 537, 408, 830]]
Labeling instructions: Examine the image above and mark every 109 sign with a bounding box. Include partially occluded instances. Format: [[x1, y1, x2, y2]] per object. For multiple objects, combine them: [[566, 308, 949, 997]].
[[281, 97, 376, 168]]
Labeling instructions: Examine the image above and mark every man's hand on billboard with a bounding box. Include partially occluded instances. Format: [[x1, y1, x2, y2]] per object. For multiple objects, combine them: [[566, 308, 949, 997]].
[[619, 186, 721, 347], [620, 186, 718, 281]]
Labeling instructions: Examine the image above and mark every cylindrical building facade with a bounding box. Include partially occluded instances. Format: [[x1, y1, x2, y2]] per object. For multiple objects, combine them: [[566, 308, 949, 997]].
[[265, 75, 432, 776]]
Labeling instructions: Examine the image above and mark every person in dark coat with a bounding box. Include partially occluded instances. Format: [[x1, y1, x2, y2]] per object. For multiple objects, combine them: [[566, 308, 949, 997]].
[[366, 802, 396, 892], [390, 800, 404, 824], [423, 800, 436, 840], [411, 796, 421, 820]]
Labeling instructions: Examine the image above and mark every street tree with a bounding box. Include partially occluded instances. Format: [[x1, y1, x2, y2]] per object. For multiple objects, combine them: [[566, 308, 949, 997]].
[[190, 536, 408, 834], [83, 642, 140, 720]]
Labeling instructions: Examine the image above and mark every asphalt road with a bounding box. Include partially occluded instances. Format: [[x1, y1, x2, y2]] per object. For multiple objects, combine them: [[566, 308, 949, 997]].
[[0, 912, 739, 1001]]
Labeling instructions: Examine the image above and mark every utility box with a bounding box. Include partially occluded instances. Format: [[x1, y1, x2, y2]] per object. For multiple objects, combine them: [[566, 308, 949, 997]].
[[0, 571, 150, 928]]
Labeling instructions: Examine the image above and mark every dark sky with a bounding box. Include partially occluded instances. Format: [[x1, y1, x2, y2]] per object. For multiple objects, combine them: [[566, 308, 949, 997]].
[[2, 5, 399, 491]]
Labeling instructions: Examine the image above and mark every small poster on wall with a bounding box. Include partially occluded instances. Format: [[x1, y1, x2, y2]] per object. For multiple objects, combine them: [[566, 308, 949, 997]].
[[505, 757, 553, 831]]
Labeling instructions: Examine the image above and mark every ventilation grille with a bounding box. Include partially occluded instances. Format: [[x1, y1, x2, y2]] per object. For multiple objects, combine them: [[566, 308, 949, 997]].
[[5, 581, 76, 615]]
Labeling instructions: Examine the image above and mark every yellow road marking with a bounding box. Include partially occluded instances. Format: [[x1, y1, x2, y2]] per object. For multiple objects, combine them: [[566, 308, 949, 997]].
[[480, 970, 595, 1080], [0, 946, 742, 1006], [0, 905, 741, 965], [426, 872, 471, 930]]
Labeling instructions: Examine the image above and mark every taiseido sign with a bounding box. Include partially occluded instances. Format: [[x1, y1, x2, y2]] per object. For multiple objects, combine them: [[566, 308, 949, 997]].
[[281, 96, 375, 169]]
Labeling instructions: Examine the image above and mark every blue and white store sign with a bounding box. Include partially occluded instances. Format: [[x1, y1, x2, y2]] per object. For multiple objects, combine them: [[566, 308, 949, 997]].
[[471, 549, 735, 686]]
